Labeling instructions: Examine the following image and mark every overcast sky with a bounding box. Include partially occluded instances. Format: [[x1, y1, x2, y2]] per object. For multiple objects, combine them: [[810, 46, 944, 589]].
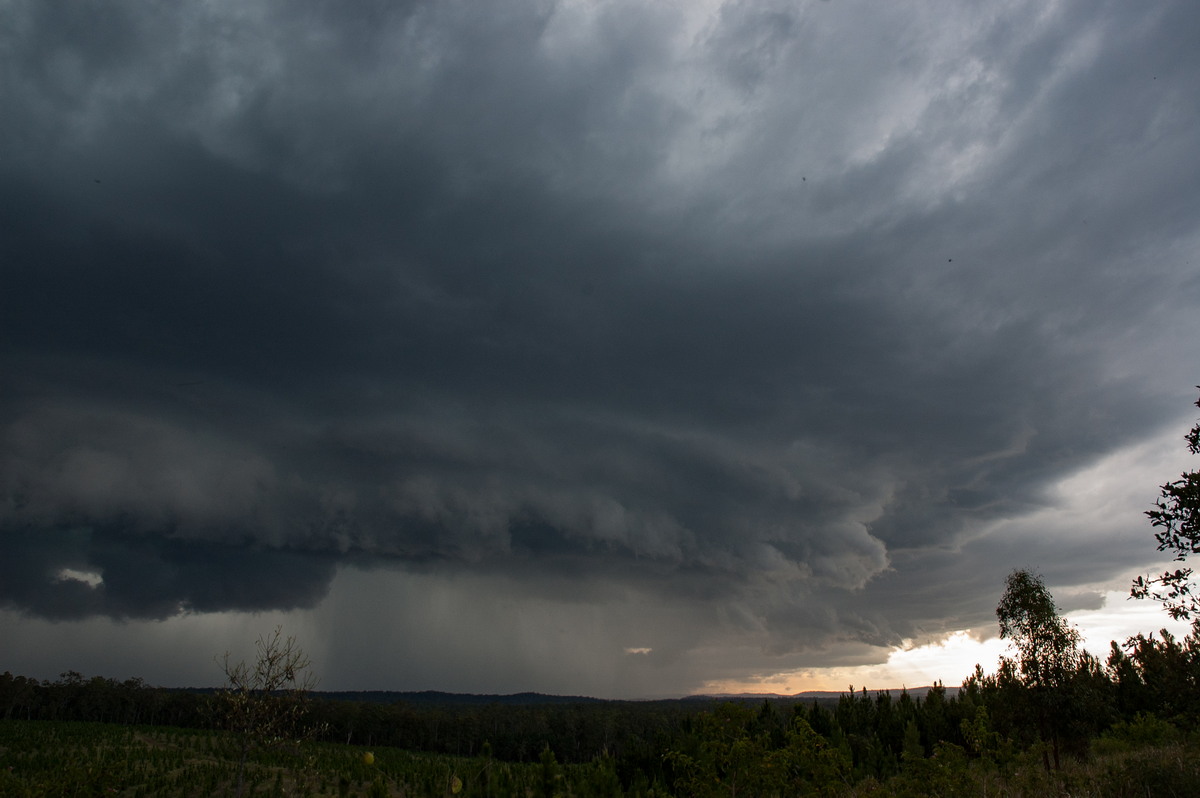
[[3, 0, 1199, 698]]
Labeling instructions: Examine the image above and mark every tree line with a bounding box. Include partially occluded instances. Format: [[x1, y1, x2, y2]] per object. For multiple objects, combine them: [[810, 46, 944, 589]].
[[3, 608, 1199, 790]]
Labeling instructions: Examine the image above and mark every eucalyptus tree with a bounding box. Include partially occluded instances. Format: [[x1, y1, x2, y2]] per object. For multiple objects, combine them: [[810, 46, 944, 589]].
[[996, 569, 1082, 770]]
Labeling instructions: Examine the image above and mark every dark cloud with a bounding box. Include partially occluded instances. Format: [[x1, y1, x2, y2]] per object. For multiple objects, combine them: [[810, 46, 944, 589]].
[[2, 0, 1200, 694]]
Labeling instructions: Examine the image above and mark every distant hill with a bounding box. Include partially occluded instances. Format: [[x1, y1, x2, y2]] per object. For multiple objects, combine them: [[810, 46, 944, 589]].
[[310, 690, 607, 706], [301, 685, 957, 707]]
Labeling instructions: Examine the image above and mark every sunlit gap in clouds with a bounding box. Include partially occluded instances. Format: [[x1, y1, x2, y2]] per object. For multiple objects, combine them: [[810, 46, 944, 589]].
[[700, 427, 1200, 696], [701, 588, 1195, 696]]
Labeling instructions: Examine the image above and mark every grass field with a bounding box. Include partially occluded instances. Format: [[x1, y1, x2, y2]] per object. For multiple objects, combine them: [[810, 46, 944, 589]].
[[0, 719, 623, 798], [4, 717, 1200, 797]]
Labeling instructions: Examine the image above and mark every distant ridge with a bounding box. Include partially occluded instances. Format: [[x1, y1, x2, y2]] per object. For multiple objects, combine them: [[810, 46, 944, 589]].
[[310, 690, 606, 706], [298, 685, 957, 706]]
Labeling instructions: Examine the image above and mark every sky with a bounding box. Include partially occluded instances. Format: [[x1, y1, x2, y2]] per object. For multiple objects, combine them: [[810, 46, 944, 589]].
[[2, 0, 1200, 699]]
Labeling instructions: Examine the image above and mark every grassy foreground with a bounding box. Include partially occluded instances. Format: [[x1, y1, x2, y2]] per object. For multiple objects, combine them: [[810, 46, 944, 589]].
[[3, 717, 1199, 797], [843, 737, 1200, 798], [0, 719, 621, 798]]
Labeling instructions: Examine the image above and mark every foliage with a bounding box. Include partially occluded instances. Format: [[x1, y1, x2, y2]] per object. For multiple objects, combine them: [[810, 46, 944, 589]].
[[996, 569, 1081, 692], [993, 566, 1113, 768], [667, 705, 854, 796], [1097, 713, 1181, 751], [1107, 620, 1200, 726], [1133, 388, 1200, 620]]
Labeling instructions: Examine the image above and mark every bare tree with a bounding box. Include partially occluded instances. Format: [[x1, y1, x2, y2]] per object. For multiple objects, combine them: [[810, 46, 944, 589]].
[[217, 626, 321, 797]]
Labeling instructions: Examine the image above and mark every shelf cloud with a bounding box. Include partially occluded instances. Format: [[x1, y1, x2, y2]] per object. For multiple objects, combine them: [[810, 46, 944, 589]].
[[2, 0, 1199, 696]]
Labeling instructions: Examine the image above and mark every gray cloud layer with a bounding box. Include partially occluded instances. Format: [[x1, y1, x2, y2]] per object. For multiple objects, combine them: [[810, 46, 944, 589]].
[[3, 0, 1199, 693]]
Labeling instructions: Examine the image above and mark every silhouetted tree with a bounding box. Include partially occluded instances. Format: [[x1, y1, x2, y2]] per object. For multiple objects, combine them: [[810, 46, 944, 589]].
[[1110, 621, 1200, 726], [996, 569, 1081, 770], [1133, 387, 1200, 620]]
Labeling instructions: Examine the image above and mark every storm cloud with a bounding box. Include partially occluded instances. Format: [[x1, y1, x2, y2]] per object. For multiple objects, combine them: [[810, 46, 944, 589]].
[[2, 0, 1199, 695]]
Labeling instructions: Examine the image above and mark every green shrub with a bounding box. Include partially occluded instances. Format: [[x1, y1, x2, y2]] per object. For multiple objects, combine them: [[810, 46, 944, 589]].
[[1096, 713, 1180, 753]]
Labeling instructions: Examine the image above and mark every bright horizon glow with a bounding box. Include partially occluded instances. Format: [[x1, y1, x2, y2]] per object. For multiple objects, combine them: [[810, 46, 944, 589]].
[[699, 589, 1195, 696]]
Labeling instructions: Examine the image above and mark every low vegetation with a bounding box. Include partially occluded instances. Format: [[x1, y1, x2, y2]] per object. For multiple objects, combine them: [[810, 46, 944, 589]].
[[1, 709, 1198, 796], [0, 718, 624, 797]]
